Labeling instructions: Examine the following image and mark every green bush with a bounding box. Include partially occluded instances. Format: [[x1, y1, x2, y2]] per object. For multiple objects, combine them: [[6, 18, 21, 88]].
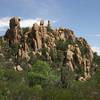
[[27, 60, 55, 87]]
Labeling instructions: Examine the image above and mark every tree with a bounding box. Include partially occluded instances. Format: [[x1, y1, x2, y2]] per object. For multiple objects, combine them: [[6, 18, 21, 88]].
[[27, 60, 52, 87], [93, 52, 100, 66]]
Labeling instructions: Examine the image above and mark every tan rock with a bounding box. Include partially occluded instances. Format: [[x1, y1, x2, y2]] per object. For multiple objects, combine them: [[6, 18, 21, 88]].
[[5, 17, 21, 44], [14, 65, 23, 71], [66, 45, 74, 71]]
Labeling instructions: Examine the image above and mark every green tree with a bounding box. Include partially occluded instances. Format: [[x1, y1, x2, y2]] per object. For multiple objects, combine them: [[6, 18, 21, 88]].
[[27, 60, 54, 87], [93, 52, 100, 66]]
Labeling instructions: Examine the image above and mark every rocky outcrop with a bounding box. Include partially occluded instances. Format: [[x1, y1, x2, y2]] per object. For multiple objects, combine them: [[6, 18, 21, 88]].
[[4, 17, 22, 44], [3, 17, 94, 81]]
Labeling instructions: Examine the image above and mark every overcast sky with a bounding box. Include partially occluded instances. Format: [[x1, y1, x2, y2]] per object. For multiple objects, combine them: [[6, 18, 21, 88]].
[[0, 0, 100, 55]]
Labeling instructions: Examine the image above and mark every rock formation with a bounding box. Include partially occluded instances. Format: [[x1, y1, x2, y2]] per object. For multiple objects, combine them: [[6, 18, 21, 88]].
[[3, 17, 94, 80], [4, 17, 22, 45]]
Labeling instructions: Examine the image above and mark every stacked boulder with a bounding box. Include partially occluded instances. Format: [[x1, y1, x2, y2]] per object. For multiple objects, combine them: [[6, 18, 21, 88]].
[[4, 17, 22, 44]]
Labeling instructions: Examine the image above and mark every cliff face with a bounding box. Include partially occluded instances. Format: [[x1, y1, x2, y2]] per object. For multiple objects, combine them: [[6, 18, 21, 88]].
[[1, 17, 94, 81]]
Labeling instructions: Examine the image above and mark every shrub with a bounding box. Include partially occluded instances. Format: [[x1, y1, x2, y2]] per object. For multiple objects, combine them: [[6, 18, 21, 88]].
[[27, 60, 53, 87]]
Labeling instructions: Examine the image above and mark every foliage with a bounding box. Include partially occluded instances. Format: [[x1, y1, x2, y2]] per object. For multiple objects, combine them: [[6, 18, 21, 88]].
[[0, 32, 100, 99], [0, 61, 100, 100], [93, 52, 100, 66], [27, 60, 58, 87], [22, 27, 29, 35]]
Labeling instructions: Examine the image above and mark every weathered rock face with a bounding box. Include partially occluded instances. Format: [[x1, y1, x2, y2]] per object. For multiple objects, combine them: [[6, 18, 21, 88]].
[[3, 17, 94, 80], [9, 17, 21, 28], [4, 17, 22, 44]]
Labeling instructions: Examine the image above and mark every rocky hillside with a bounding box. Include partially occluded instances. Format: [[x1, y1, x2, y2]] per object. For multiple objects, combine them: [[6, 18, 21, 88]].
[[0, 17, 94, 82]]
